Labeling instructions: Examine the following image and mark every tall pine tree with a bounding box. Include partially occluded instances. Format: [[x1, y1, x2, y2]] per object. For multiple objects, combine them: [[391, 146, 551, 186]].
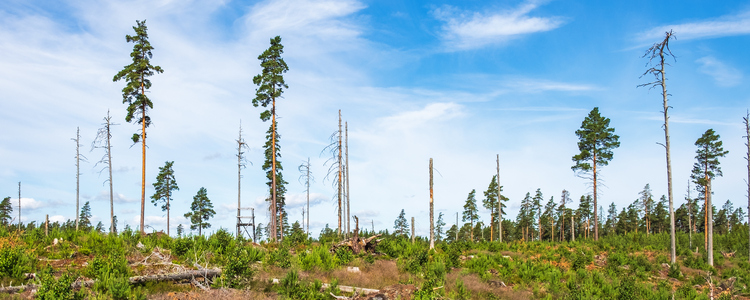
[[113, 20, 163, 234], [252, 36, 289, 242], [572, 107, 620, 241], [690, 128, 728, 266], [482, 175, 508, 241]]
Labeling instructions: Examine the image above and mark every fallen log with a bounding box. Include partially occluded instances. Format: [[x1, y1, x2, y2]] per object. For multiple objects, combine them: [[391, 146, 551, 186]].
[[0, 269, 222, 294]]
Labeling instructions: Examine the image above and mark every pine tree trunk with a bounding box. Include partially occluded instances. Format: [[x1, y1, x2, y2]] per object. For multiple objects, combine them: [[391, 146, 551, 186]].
[[592, 153, 598, 241], [307, 158, 311, 236], [429, 158, 434, 249], [708, 180, 714, 266], [166, 178, 170, 236], [571, 215, 575, 242], [411, 217, 415, 244], [496, 155, 502, 243], [140, 80, 147, 235], [271, 99, 277, 241], [237, 124, 242, 238], [744, 113, 750, 263]]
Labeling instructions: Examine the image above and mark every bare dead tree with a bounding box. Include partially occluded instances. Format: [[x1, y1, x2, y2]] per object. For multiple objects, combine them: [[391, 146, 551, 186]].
[[17, 182, 20, 230], [744, 111, 750, 263], [429, 158, 434, 249], [321, 110, 344, 236], [92, 111, 118, 234], [639, 30, 677, 264], [298, 157, 314, 236], [235, 121, 251, 238], [72, 127, 87, 231], [345, 122, 351, 237]]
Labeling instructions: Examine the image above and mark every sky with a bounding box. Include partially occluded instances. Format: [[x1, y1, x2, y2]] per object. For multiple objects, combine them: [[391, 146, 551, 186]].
[[1, 0, 749, 238]]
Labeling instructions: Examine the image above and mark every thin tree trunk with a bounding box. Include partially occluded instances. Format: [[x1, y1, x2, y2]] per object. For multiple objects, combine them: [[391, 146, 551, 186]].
[[75, 127, 80, 231], [571, 215, 575, 242], [346, 122, 350, 237], [237, 123, 243, 238], [338, 110, 342, 236], [708, 180, 714, 266], [166, 178, 170, 236], [551, 217, 554, 242], [688, 181, 692, 249], [744, 112, 750, 263], [17, 182, 21, 230], [593, 153, 598, 241], [496, 155, 502, 243], [411, 217, 415, 244], [655, 35, 677, 263], [429, 158, 434, 249], [271, 99, 277, 241], [307, 157, 311, 236], [140, 80, 146, 235], [107, 113, 114, 235]]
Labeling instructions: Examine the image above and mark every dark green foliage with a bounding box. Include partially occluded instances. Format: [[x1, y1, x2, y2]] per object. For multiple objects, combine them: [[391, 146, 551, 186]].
[[252, 36, 289, 122], [184, 187, 215, 236], [79, 201, 92, 230], [462, 190, 480, 240], [393, 209, 409, 237], [277, 269, 332, 300], [435, 212, 446, 241], [572, 107, 621, 172], [691, 129, 729, 188], [151, 161, 178, 212], [0, 197, 11, 225], [334, 247, 353, 265], [285, 221, 307, 246], [222, 247, 257, 288], [113, 20, 164, 139], [36, 267, 82, 300]]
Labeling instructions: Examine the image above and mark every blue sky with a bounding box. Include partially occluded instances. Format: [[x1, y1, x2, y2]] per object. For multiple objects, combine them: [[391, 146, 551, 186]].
[[1, 0, 749, 237]]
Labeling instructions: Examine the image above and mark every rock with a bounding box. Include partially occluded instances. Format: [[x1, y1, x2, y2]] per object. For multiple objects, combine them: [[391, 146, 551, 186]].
[[136, 242, 144, 249], [347, 267, 361, 274]]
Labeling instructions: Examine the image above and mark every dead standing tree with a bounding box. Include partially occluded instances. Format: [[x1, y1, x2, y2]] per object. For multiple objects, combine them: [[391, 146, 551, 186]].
[[429, 158, 434, 250], [744, 111, 750, 262], [639, 30, 677, 264], [71, 127, 87, 231], [298, 158, 314, 236], [322, 110, 344, 236], [345, 122, 351, 237], [92, 111, 118, 234], [236, 122, 251, 238]]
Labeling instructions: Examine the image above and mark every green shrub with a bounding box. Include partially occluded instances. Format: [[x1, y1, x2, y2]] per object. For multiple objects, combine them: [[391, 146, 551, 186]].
[[668, 262, 681, 279], [0, 246, 31, 279], [335, 247, 353, 265], [85, 254, 130, 280], [172, 237, 192, 257], [93, 271, 130, 300], [36, 268, 83, 300], [617, 277, 640, 300], [267, 245, 292, 268], [222, 247, 257, 288]]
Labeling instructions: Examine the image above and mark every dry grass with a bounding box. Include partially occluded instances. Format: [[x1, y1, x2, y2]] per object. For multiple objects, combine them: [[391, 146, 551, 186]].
[[148, 288, 275, 300], [445, 270, 532, 299]]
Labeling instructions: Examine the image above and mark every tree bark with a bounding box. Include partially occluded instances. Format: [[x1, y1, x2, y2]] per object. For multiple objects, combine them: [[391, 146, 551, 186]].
[[140, 80, 146, 235], [107, 113, 114, 235], [497, 155, 502, 243], [745, 112, 750, 263], [346, 122, 351, 238], [655, 34, 677, 263], [75, 127, 80, 231], [708, 180, 714, 266], [429, 158, 434, 249], [337, 110, 342, 236], [593, 152, 598, 241], [271, 98, 277, 241], [411, 217, 415, 244]]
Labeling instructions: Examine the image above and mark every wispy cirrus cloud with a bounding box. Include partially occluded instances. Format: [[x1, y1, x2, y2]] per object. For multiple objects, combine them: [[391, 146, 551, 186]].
[[696, 56, 743, 87], [639, 11, 750, 41], [433, 1, 565, 50]]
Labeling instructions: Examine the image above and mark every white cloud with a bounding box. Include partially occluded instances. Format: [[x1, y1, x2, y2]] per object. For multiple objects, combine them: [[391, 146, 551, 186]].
[[49, 215, 66, 223], [378, 102, 464, 131], [20, 198, 44, 210], [94, 190, 138, 203], [640, 11, 750, 41], [696, 56, 742, 87], [504, 78, 600, 93], [285, 192, 326, 209], [433, 1, 564, 50], [245, 0, 365, 39]]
